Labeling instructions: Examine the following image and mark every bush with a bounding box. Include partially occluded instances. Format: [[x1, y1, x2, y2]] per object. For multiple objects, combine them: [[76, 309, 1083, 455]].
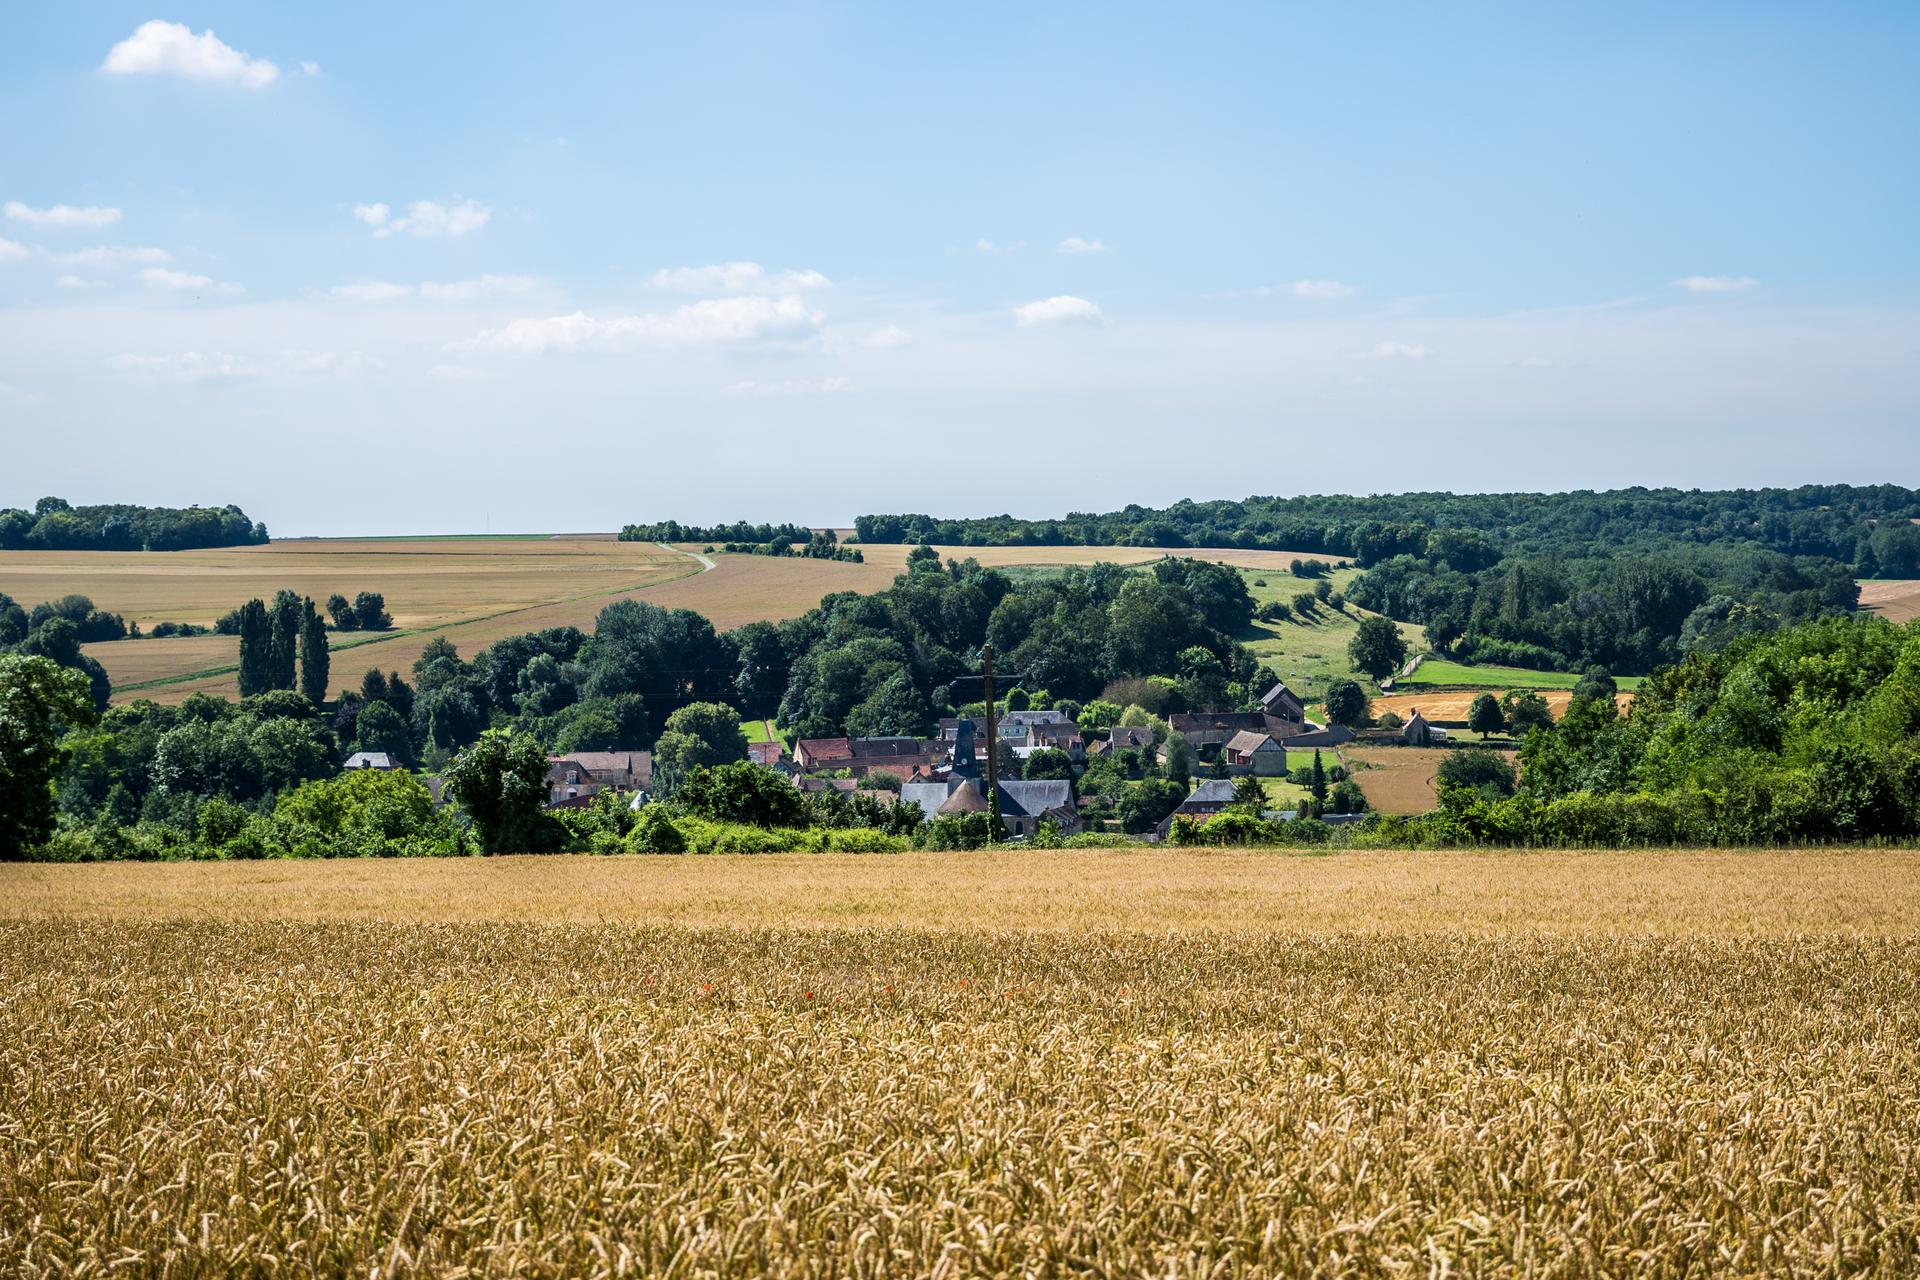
[[625, 807, 687, 853]]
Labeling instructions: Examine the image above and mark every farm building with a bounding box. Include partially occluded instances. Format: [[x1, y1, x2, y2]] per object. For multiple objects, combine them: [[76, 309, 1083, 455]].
[[1222, 730, 1289, 776], [342, 751, 399, 771], [1401, 711, 1447, 747]]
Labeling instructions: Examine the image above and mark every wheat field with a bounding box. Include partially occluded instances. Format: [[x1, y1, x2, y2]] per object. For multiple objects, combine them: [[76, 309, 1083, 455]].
[[4, 851, 1917, 1276]]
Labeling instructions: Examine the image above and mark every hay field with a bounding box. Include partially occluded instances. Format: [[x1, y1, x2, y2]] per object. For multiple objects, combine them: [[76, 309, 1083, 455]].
[[1343, 744, 1455, 813], [4, 852, 1918, 1276]]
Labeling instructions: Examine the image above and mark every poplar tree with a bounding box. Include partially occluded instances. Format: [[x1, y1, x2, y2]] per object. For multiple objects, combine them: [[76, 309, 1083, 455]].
[[298, 598, 330, 706], [236, 598, 272, 696], [267, 590, 302, 691]]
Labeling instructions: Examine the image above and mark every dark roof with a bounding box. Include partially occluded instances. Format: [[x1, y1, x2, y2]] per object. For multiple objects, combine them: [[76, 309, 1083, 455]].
[[848, 736, 933, 759], [1225, 729, 1277, 755], [998, 779, 1074, 817], [1182, 779, 1240, 806], [553, 751, 652, 783], [1169, 711, 1271, 734], [1108, 725, 1155, 748], [1000, 710, 1074, 726]]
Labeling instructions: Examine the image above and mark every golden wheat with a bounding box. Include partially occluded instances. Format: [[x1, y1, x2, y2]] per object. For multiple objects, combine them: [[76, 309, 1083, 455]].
[[3, 852, 1917, 1276]]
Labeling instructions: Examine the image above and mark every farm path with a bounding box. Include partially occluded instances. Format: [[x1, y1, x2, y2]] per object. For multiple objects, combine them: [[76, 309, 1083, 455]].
[[660, 542, 717, 572]]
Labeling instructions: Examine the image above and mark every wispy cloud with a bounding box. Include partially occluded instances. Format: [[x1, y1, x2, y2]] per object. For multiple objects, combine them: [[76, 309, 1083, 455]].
[[329, 275, 534, 302], [0, 238, 28, 264], [49, 245, 171, 269], [722, 376, 850, 397], [112, 350, 375, 384], [1675, 275, 1758, 294], [101, 20, 281, 89], [1362, 340, 1429, 360], [1291, 278, 1354, 299], [860, 324, 913, 349], [461, 295, 823, 354], [1014, 295, 1103, 327], [140, 267, 211, 290], [1058, 236, 1108, 254], [646, 262, 831, 294], [353, 199, 491, 238], [4, 201, 122, 230]]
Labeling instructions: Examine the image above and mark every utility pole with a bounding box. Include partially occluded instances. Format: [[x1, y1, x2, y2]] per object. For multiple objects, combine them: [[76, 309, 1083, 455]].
[[982, 642, 1000, 842]]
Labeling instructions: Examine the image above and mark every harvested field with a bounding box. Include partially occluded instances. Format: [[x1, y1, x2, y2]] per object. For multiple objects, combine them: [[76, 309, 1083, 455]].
[[0, 538, 694, 703], [1343, 744, 1457, 813], [1372, 689, 1635, 723], [4, 852, 1919, 1276], [1860, 578, 1920, 624]]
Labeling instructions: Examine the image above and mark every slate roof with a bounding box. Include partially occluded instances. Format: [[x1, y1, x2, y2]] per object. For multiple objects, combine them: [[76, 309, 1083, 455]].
[[900, 778, 1077, 822], [1107, 726, 1155, 749], [1181, 779, 1240, 806], [343, 751, 398, 770], [1225, 729, 1278, 756], [555, 751, 652, 786]]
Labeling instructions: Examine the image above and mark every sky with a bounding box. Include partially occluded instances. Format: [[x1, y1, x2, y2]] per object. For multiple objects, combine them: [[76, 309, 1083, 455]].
[[1, 3, 1916, 536]]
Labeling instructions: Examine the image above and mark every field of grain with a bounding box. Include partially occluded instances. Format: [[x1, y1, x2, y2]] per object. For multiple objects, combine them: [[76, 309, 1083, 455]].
[[4, 851, 1917, 1276], [1859, 578, 1920, 624]]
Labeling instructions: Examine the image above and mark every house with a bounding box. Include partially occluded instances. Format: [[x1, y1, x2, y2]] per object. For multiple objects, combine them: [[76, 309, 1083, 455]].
[[1154, 778, 1242, 838], [747, 740, 788, 769], [1258, 681, 1308, 727], [793, 737, 854, 770], [342, 751, 399, 771], [546, 750, 652, 806], [1222, 729, 1289, 776], [1103, 725, 1155, 754], [1168, 711, 1278, 758], [898, 719, 1079, 837], [898, 776, 1080, 838], [1402, 710, 1447, 747]]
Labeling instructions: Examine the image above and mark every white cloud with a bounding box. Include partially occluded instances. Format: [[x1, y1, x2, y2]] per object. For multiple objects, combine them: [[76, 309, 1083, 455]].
[[861, 324, 914, 349], [0, 238, 28, 264], [1291, 278, 1354, 299], [53, 245, 170, 269], [974, 238, 999, 253], [646, 262, 831, 294], [56, 275, 94, 289], [329, 275, 533, 303], [299, 60, 321, 77], [722, 376, 851, 397], [1363, 340, 1429, 360], [462, 294, 824, 355], [353, 198, 490, 238], [1058, 236, 1108, 254], [140, 267, 212, 290], [1014, 295, 1103, 327], [112, 349, 374, 384], [1675, 275, 1758, 294], [4, 202, 123, 230], [101, 20, 280, 89]]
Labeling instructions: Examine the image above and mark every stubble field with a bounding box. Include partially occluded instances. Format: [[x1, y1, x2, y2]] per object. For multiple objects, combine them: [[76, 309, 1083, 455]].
[[4, 850, 1917, 1276]]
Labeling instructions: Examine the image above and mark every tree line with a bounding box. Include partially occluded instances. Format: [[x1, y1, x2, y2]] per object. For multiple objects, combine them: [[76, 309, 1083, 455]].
[[0, 497, 268, 551]]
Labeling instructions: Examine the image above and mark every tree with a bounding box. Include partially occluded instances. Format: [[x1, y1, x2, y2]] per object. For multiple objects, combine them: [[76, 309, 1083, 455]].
[[1230, 774, 1266, 809], [298, 599, 330, 706], [352, 592, 392, 631], [445, 729, 554, 854], [672, 761, 807, 827], [236, 598, 273, 697], [353, 701, 412, 763], [1162, 734, 1194, 787], [1467, 692, 1507, 736], [1022, 747, 1075, 782], [1004, 686, 1031, 712], [1501, 690, 1554, 736], [268, 590, 302, 691], [653, 701, 749, 783], [1572, 665, 1617, 705], [1322, 678, 1370, 728], [326, 593, 357, 631], [1436, 748, 1517, 799], [1348, 616, 1408, 681], [0, 654, 97, 856], [1310, 749, 1328, 801], [1115, 777, 1186, 834]]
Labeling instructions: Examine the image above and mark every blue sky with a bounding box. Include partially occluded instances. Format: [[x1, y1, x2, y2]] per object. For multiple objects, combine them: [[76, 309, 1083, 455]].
[[1, 3, 1916, 534]]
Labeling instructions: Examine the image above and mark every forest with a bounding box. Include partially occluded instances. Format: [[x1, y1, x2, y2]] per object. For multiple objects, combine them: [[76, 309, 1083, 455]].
[[0, 497, 269, 551]]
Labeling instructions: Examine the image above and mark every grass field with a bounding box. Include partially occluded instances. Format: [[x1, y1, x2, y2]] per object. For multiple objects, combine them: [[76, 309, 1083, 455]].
[[1234, 565, 1424, 703], [4, 852, 1918, 1275], [1399, 658, 1647, 692], [2, 536, 1344, 706]]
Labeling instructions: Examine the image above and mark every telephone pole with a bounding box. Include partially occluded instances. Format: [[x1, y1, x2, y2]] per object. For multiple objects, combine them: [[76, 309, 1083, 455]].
[[982, 642, 1000, 842]]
